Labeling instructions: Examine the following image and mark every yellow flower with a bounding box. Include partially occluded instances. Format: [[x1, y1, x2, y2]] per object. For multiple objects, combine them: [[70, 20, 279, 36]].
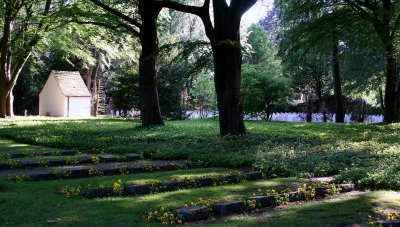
[[178, 220, 183, 224], [160, 207, 165, 212], [171, 221, 175, 225], [197, 198, 203, 203]]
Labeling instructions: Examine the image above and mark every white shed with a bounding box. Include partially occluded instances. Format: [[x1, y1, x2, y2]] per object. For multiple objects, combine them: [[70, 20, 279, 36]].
[[39, 71, 91, 117]]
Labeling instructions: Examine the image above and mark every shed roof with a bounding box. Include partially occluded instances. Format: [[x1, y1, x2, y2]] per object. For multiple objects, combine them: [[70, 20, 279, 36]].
[[52, 71, 91, 97]]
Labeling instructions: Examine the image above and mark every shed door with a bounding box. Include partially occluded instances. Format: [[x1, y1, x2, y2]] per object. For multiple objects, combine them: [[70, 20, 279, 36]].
[[68, 97, 91, 117]]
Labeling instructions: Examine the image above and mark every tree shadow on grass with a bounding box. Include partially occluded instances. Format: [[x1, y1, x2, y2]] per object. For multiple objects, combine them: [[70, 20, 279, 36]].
[[209, 192, 397, 227]]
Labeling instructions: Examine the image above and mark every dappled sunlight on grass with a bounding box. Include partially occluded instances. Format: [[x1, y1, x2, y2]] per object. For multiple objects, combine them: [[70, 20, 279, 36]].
[[208, 191, 400, 227]]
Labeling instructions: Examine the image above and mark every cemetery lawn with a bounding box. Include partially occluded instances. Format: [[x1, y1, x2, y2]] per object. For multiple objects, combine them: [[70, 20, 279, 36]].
[[0, 118, 399, 190], [0, 171, 399, 226], [0, 120, 399, 226]]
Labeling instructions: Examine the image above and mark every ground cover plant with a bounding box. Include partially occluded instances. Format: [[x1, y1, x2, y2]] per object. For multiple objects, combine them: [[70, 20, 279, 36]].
[[0, 118, 399, 190]]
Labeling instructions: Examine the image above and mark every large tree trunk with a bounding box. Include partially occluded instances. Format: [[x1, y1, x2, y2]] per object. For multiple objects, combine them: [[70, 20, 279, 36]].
[[211, 7, 245, 136], [212, 44, 246, 135], [383, 44, 400, 122], [0, 90, 7, 118], [138, 1, 164, 127], [6, 88, 14, 117], [331, 41, 345, 123]]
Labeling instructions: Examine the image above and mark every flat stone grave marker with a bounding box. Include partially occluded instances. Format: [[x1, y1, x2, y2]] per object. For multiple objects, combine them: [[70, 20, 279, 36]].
[[161, 181, 187, 191], [247, 195, 277, 207], [124, 153, 141, 161], [88, 186, 114, 198], [27, 170, 56, 181], [20, 160, 39, 168], [9, 153, 26, 158], [99, 155, 118, 163], [173, 206, 209, 222], [80, 150, 100, 155], [195, 177, 214, 187], [61, 167, 90, 178], [338, 184, 355, 193], [0, 163, 10, 170], [75, 156, 93, 164], [59, 150, 76, 156], [47, 158, 67, 166], [245, 172, 263, 181], [212, 201, 245, 216], [125, 184, 152, 195]]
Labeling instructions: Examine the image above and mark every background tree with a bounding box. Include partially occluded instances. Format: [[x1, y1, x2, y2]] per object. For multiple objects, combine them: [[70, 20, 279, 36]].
[[241, 24, 291, 121], [190, 73, 217, 118], [0, 0, 54, 118]]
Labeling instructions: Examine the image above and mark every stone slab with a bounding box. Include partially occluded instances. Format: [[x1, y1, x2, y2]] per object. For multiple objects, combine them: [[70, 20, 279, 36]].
[[219, 175, 238, 183], [247, 196, 277, 207], [37, 152, 53, 157], [27, 170, 56, 181], [315, 187, 326, 198], [19, 160, 39, 168], [124, 153, 141, 161], [173, 206, 209, 222], [93, 166, 119, 176], [125, 184, 152, 195], [99, 155, 118, 163], [126, 165, 146, 173], [195, 177, 214, 187], [0, 162, 11, 170], [81, 150, 100, 155], [9, 153, 26, 158], [47, 158, 67, 166], [245, 172, 263, 181], [212, 201, 245, 216], [375, 220, 400, 227], [59, 150, 76, 156], [161, 181, 187, 191], [75, 156, 93, 164], [61, 167, 90, 179], [337, 184, 355, 193], [87, 186, 114, 198], [287, 191, 305, 202]]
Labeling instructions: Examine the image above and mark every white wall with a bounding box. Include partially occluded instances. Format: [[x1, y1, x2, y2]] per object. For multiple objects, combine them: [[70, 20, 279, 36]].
[[39, 75, 66, 117], [68, 97, 91, 118]]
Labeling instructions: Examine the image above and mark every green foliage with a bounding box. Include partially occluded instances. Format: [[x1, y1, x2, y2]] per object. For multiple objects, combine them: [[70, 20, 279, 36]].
[[1, 119, 400, 191], [242, 65, 292, 120], [189, 74, 217, 117], [112, 71, 140, 113]]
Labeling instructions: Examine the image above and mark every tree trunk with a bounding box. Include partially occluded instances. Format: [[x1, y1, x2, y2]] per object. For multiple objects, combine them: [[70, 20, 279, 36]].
[[212, 44, 246, 135], [138, 1, 164, 127], [6, 88, 14, 117], [211, 7, 245, 136], [383, 44, 400, 122], [85, 49, 97, 90], [92, 54, 100, 117], [306, 94, 312, 122], [331, 41, 345, 123], [0, 90, 7, 118]]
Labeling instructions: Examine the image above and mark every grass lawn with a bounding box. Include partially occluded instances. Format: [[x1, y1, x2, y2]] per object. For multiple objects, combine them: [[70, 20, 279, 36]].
[[0, 118, 399, 190], [0, 119, 399, 226], [1, 170, 399, 226]]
